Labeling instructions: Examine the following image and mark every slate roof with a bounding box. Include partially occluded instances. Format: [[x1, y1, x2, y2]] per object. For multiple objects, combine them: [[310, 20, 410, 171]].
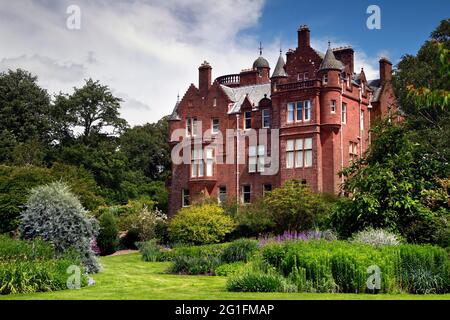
[[319, 46, 344, 71], [367, 79, 382, 102], [272, 54, 288, 77], [169, 99, 180, 120], [253, 56, 270, 69], [220, 83, 271, 114]]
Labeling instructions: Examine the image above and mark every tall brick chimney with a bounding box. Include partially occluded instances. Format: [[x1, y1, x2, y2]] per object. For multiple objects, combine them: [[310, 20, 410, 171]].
[[199, 61, 212, 97], [298, 25, 310, 49], [379, 57, 392, 84]]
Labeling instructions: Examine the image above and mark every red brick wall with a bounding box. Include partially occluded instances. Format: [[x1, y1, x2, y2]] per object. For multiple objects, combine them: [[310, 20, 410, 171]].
[[168, 28, 394, 216]]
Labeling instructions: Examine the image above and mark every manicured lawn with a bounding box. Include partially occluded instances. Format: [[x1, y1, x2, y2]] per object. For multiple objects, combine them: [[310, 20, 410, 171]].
[[1, 253, 449, 300]]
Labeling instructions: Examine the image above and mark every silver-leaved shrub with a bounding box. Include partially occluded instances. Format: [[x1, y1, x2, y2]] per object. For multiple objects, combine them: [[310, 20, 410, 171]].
[[19, 182, 100, 273], [351, 228, 401, 247]]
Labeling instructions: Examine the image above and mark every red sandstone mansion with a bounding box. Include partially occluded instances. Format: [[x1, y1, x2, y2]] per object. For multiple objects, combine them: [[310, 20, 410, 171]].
[[168, 25, 396, 216]]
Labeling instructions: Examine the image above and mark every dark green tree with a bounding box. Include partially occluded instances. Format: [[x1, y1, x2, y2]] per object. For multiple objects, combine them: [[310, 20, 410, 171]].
[[0, 69, 52, 143], [57, 78, 128, 143], [120, 116, 171, 180]]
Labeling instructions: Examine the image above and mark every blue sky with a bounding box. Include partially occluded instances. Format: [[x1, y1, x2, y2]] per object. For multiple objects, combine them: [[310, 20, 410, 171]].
[[0, 0, 447, 125], [247, 0, 449, 65]]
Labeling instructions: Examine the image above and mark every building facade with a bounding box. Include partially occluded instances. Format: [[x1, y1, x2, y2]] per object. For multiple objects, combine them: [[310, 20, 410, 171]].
[[167, 25, 396, 216]]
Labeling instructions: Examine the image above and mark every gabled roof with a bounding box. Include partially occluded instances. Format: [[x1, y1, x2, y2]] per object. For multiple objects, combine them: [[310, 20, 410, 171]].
[[368, 79, 382, 102], [220, 83, 271, 114], [272, 53, 287, 78], [319, 46, 344, 71]]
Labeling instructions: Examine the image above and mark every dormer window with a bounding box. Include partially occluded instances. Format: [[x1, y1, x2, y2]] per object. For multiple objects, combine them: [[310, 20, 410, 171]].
[[262, 109, 270, 128], [323, 74, 328, 84], [244, 111, 252, 129]]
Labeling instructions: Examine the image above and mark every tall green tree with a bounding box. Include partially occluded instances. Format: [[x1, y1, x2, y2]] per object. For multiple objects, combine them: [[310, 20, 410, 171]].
[[0, 69, 52, 163], [120, 116, 170, 180], [56, 78, 128, 143]]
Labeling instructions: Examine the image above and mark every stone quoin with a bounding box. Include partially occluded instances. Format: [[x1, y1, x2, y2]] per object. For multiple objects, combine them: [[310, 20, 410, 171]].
[[167, 25, 397, 216]]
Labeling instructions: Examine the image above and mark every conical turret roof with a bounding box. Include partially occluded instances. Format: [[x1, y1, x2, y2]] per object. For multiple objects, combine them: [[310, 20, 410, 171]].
[[271, 52, 287, 77], [319, 44, 344, 71]]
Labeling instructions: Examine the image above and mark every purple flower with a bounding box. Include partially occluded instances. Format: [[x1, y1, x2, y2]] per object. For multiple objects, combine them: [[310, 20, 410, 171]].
[[258, 230, 334, 247]]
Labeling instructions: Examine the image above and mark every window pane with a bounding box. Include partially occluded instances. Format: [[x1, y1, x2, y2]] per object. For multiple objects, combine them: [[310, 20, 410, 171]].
[[286, 139, 294, 151], [206, 160, 213, 176], [304, 138, 312, 150], [304, 100, 311, 120], [192, 118, 198, 135], [295, 150, 303, 168], [198, 161, 204, 177], [287, 103, 294, 122], [287, 152, 294, 168], [258, 156, 265, 172], [258, 145, 265, 156], [249, 146, 257, 156], [295, 138, 303, 151], [191, 163, 197, 177], [305, 150, 312, 167], [249, 157, 257, 173], [296, 101, 303, 121], [206, 148, 213, 159]]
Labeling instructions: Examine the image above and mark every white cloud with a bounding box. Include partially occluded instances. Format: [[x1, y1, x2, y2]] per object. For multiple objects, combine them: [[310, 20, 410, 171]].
[[0, 0, 383, 126], [0, 0, 267, 125]]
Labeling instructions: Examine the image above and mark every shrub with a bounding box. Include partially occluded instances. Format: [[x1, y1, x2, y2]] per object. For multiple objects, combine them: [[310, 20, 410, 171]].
[[261, 240, 449, 294], [0, 164, 104, 234], [137, 239, 170, 262], [168, 243, 227, 275], [351, 228, 402, 247], [132, 206, 167, 242], [94, 199, 167, 244], [0, 236, 88, 295], [226, 271, 295, 293], [168, 204, 235, 245], [222, 239, 258, 263], [119, 229, 140, 250], [0, 235, 54, 261], [263, 180, 335, 233], [214, 262, 245, 276], [96, 212, 119, 256], [19, 182, 100, 273], [226, 199, 274, 238], [398, 244, 449, 294]]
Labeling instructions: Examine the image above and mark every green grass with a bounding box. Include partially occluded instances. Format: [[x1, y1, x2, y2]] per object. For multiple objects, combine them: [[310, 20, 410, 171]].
[[1, 253, 449, 300]]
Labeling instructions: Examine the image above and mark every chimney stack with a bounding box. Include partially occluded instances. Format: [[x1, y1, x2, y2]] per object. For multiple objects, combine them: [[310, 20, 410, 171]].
[[379, 57, 392, 84], [298, 25, 310, 49], [199, 61, 212, 97]]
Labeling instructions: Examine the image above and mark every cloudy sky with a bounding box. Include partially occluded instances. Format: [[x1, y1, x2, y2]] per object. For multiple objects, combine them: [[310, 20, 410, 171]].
[[0, 0, 448, 125]]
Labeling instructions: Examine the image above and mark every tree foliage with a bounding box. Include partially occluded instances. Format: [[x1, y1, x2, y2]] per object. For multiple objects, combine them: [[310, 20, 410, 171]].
[[333, 20, 450, 245], [0, 163, 104, 234], [264, 180, 335, 233]]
